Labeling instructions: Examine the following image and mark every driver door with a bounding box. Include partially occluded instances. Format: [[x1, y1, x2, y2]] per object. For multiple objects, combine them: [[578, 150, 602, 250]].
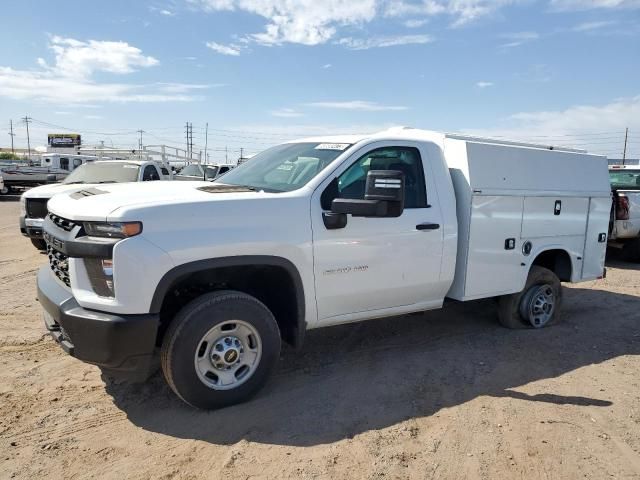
[[311, 142, 445, 325]]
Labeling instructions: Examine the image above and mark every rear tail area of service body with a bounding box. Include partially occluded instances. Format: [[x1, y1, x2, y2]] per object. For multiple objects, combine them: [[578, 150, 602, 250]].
[[443, 136, 611, 302]]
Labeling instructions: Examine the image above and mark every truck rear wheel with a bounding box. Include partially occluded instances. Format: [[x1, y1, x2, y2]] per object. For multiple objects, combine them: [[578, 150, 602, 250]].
[[498, 266, 562, 329], [160, 290, 281, 409]]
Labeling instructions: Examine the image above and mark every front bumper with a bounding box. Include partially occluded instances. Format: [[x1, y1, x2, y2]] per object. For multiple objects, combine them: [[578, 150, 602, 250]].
[[20, 215, 44, 239], [37, 265, 160, 379]]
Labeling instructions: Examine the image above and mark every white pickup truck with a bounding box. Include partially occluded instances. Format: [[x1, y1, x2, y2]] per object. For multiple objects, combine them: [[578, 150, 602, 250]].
[[36, 128, 610, 409], [20, 160, 172, 250], [608, 165, 640, 261]]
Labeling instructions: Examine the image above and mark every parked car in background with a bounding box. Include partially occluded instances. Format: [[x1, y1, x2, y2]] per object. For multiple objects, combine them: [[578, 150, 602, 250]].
[[609, 165, 640, 261], [174, 163, 234, 181], [20, 160, 172, 250], [36, 128, 610, 409]]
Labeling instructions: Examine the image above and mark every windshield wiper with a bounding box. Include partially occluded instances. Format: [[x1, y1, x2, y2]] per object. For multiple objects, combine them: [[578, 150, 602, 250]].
[[96, 181, 117, 184], [64, 181, 86, 184]]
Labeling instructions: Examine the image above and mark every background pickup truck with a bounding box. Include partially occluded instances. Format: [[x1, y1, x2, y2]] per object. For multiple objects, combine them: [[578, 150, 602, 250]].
[[174, 163, 235, 181], [20, 160, 172, 250], [36, 128, 610, 409], [609, 165, 640, 261]]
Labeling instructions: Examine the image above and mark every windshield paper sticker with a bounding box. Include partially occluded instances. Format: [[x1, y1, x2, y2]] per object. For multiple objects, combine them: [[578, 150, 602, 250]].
[[315, 143, 350, 151]]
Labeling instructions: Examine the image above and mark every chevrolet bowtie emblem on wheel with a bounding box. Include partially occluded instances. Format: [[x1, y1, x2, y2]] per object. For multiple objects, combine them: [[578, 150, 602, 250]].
[[224, 350, 238, 363]]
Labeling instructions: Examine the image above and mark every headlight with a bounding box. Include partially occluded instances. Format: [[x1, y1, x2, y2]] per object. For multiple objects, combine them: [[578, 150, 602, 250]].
[[19, 195, 26, 216], [83, 221, 142, 238]]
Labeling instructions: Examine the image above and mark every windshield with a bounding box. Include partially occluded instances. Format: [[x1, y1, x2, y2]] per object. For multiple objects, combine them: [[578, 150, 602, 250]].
[[609, 169, 640, 190], [216, 142, 350, 192], [62, 162, 140, 184]]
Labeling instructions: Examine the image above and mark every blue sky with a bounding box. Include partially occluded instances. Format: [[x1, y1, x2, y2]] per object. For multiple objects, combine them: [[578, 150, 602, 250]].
[[1, 0, 639, 161]]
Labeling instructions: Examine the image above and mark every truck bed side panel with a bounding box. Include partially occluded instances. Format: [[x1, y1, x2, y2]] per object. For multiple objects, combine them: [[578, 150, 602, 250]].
[[582, 196, 610, 280], [521, 197, 588, 238], [463, 195, 525, 298]]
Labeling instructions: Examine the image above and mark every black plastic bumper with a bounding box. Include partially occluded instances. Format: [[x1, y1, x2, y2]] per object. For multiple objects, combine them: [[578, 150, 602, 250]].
[[37, 265, 160, 379], [19, 215, 43, 239]]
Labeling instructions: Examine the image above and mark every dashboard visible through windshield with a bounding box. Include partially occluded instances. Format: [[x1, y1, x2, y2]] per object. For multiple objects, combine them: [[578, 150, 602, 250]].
[[215, 142, 351, 192]]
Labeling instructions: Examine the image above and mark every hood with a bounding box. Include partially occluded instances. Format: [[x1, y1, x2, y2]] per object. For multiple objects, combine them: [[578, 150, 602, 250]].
[[22, 182, 102, 199], [46, 181, 281, 221]]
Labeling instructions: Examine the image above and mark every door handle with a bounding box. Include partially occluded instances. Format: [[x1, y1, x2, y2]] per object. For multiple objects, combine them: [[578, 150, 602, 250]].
[[416, 222, 440, 231]]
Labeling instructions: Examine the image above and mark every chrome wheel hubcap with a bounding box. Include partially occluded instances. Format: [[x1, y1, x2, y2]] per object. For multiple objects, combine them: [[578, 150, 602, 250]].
[[194, 320, 262, 390]]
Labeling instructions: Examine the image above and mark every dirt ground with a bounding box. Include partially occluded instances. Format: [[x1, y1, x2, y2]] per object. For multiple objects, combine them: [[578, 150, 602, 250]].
[[0, 196, 639, 480]]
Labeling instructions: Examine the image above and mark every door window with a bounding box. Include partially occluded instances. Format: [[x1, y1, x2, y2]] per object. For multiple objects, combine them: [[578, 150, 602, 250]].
[[322, 146, 428, 209], [59, 158, 69, 170], [142, 165, 160, 181]]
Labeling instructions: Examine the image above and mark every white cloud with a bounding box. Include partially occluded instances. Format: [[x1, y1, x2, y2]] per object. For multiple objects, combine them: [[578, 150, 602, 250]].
[[404, 18, 429, 27], [156, 82, 219, 92], [337, 34, 432, 50], [306, 100, 409, 111], [0, 36, 210, 104], [84, 115, 103, 120], [476, 81, 494, 88], [499, 30, 539, 47], [322, 63, 332, 69], [464, 95, 640, 157], [191, 0, 377, 45], [384, 0, 520, 27], [206, 41, 243, 55], [271, 108, 304, 118], [550, 0, 640, 10], [160, 9, 175, 15], [46, 35, 158, 78], [572, 20, 617, 31]]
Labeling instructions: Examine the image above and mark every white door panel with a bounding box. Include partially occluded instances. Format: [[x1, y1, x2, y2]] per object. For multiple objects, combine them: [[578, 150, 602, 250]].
[[582, 197, 609, 280], [310, 141, 445, 325], [312, 209, 443, 320], [521, 197, 588, 238]]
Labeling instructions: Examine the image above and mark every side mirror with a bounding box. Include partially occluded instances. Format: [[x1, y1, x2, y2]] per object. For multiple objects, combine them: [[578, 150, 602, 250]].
[[331, 170, 405, 218]]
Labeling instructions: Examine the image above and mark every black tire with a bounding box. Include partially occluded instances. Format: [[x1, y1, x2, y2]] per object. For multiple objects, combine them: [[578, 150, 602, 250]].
[[160, 290, 281, 409], [30, 238, 47, 250], [621, 238, 640, 262], [498, 266, 562, 329]]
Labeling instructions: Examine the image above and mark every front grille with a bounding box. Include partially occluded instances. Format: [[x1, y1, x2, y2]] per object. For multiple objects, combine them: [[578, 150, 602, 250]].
[[47, 244, 70, 287], [26, 198, 48, 219], [48, 214, 77, 232]]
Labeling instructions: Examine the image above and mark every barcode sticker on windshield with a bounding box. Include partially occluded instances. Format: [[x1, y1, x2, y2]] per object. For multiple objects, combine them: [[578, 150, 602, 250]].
[[315, 143, 350, 151]]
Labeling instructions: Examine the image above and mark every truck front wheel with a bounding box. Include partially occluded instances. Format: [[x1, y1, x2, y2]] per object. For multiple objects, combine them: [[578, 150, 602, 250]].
[[160, 290, 281, 409], [497, 266, 562, 329]]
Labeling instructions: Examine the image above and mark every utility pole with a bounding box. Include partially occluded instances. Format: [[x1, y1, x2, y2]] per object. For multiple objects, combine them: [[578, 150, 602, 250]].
[[185, 122, 193, 161], [225, 145, 228, 163], [240, 147, 244, 162], [622, 127, 629, 165], [8, 120, 15, 154], [22, 116, 31, 161], [137, 129, 144, 151], [204, 122, 208, 165]]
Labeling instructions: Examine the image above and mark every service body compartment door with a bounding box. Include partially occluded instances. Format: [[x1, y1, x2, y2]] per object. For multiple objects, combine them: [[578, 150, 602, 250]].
[[521, 197, 588, 238], [581, 197, 610, 280], [464, 196, 524, 299]]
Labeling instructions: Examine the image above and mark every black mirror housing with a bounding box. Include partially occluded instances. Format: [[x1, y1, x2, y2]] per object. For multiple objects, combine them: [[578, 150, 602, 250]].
[[365, 170, 405, 205], [330, 170, 405, 219]]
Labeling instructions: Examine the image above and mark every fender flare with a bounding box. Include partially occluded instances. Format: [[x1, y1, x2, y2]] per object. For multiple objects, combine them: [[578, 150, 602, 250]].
[[149, 255, 306, 347]]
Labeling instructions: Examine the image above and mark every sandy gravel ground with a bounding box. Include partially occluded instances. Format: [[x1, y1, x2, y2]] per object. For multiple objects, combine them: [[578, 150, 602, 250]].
[[0, 196, 639, 480]]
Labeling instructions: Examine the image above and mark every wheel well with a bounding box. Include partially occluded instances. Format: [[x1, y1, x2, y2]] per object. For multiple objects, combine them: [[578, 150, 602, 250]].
[[155, 262, 304, 349], [531, 249, 572, 282]]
